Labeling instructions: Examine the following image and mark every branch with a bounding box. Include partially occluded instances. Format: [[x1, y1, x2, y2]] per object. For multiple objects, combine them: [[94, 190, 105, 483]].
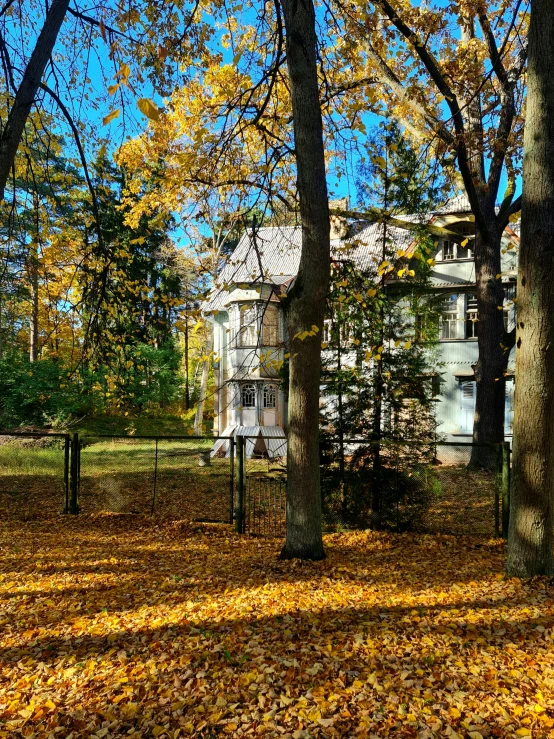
[[364, 42, 452, 145], [331, 207, 473, 245], [67, 5, 139, 43], [374, 0, 488, 235], [38, 82, 103, 248], [497, 194, 521, 232], [0, 0, 71, 202]]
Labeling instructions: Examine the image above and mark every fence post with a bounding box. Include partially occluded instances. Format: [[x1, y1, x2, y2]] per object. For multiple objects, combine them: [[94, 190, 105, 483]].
[[69, 432, 80, 514], [63, 435, 70, 514], [235, 436, 244, 534], [502, 441, 511, 538], [151, 438, 159, 516], [229, 437, 235, 525]]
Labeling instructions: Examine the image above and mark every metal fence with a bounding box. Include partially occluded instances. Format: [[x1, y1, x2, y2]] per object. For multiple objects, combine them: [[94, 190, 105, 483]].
[[0, 432, 70, 519], [78, 435, 234, 522], [236, 436, 510, 539], [0, 430, 510, 539]]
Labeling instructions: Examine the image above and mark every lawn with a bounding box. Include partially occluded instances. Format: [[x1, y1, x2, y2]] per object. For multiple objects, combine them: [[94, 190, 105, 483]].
[[0, 515, 553, 738]]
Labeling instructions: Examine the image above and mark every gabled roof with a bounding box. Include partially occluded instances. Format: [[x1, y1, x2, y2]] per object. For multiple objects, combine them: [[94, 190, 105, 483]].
[[206, 221, 417, 310]]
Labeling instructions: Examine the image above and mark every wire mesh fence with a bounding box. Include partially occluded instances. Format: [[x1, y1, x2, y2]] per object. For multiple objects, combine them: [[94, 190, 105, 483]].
[[0, 429, 508, 539], [0, 432, 69, 519], [239, 436, 507, 538], [79, 436, 234, 522], [320, 440, 504, 537]]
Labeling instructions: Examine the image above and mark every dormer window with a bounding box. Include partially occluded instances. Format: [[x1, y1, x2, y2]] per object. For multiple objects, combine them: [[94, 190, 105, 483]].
[[440, 221, 475, 260], [442, 241, 455, 260]]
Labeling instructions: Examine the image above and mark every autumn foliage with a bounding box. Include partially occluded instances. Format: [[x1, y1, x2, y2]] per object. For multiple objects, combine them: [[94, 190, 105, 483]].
[[0, 515, 553, 738]]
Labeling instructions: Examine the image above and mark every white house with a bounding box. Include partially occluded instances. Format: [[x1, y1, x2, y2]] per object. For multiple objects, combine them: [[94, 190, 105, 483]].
[[205, 194, 518, 455]]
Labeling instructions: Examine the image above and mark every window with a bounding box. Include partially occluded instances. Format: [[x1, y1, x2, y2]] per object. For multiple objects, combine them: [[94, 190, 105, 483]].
[[262, 304, 279, 345], [459, 380, 476, 434], [323, 320, 333, 345], [239, 305, 258, 346], [263, 384, 277, 408], [241, 383, 256, 408], [465, 294, 479, 338], [440, 294, 458, 339], [442, 241, 455, 260]]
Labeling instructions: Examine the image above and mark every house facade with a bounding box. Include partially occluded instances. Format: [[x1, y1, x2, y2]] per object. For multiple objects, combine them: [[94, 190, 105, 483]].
[[206, 195, 518, 455]]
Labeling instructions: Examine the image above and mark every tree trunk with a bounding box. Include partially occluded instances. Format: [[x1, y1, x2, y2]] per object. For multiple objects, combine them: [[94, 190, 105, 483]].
[[194, 331, 212, 436], [28, 242, 40, 363], [0, 0, 70, 201], [506, 0, 554, 577], [184, 313, 190, 410], [279, 0, 330, 560], [470, 211, 508, 469]]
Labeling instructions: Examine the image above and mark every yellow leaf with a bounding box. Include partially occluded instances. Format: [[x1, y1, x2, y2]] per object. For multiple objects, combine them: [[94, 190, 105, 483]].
[[107, 83, 120, 96], [152, 727, 167, 737], [367, 289, 377, 297], [137, 98, 160, 121], [460, 238, 469, 247], [102, 109, 120, 125], [515, 730, 531, 737], [534, 704, 546, 713], [117, 62, 131, 81]]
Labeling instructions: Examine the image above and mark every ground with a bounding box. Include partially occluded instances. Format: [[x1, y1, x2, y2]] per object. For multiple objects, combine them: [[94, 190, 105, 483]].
[[1, 516, 553, 739]]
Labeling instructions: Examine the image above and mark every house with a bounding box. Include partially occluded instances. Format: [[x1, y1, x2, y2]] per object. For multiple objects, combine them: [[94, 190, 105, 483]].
[[205, 194, 518, 455]]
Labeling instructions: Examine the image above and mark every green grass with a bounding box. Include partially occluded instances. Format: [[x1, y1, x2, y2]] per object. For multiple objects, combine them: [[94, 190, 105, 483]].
[[70, 412, 213, 438]]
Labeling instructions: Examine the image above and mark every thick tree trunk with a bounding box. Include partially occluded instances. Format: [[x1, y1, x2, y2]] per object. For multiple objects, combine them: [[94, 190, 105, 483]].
[[470, 212, 508, 469], [506, 0, 554, 577], [279, 0, 330, 560], [0, 0, 70, 201]]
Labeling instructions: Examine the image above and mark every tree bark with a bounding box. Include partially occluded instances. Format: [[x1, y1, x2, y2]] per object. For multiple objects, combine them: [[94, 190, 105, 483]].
[[0, 0, 70, 202], [506, 0, 554, 577], [279, 0, 330, 560], [470, 210, 509, 469]]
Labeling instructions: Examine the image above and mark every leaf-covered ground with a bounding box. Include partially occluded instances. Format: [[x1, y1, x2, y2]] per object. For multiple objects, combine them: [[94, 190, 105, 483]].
[[1, 516, 553, 738]]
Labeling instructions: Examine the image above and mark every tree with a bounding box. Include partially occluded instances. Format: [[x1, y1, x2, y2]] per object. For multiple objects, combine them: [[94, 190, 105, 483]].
[[506, 0, 554, 577], [332, 0, 527, 467], [321, 121, 442, 526], [278, 0, 329, 560]]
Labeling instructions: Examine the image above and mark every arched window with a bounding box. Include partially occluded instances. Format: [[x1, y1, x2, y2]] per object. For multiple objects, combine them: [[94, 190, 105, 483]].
[[239, 305, 258, 346], [241, 383, 256, 408], [262, 304, 279, 345], [263, 384, 277, 409]]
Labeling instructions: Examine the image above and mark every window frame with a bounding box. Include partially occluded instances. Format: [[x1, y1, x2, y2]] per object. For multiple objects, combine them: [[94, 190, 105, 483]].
[[440, 294, 459, 340], [465, 294, 479, 339], [241, 383, 257, 408], [263, 383, 277, 409], [238, 304, 258, 347], [261, 304, 279, 346]]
